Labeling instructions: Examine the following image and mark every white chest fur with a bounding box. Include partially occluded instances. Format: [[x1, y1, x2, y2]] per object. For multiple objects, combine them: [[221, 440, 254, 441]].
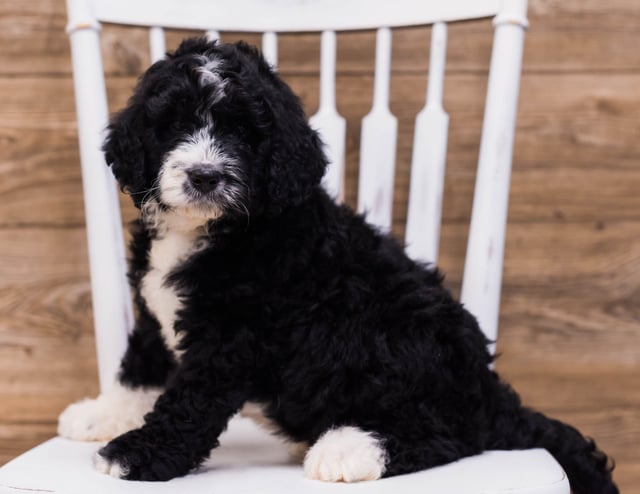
[[140, 227, 203, 357]]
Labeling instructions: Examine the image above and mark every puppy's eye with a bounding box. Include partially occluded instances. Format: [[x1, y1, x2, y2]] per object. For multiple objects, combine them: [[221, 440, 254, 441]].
[[171, 121, 187, 132], [235, 123, 255, 139], [154, 121, 188, 141]]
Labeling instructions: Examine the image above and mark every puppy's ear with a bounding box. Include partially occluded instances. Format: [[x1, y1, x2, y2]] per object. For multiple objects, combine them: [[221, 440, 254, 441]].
[[262, 76, 328, 215], [219, 41, 327, 214], [103, 104, 147, 208]]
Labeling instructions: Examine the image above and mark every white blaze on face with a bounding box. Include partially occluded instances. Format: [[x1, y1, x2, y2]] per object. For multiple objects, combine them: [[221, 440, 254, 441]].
[[194, 55, 226, 103], [158, 128, 226, 218], [152, 53, 247, 224], [157, 54, 227, 218]]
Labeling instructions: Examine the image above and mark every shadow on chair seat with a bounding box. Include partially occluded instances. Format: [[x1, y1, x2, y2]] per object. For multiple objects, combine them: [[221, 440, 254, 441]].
[[0, 416, 568, 494]]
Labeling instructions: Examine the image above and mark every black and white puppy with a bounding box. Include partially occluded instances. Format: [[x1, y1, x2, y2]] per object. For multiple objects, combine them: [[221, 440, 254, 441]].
[[58, 38, 617, 493]]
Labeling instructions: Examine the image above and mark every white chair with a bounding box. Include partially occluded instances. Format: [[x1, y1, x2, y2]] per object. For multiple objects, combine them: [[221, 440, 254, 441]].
[[0, 0, 570, 493]]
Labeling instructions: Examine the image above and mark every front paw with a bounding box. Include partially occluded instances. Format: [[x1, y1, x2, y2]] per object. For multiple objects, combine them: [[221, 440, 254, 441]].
[[95, 428, 193, 481], [58, 397, 125, 442], [58, 384, 160, 442]]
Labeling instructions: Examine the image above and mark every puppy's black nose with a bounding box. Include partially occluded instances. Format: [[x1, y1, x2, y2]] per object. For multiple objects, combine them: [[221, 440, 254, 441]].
[[187, 167, 221, 194]]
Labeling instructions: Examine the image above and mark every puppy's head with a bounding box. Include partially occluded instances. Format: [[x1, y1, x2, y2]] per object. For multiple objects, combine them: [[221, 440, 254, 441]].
[[104, 38, 327, 226]]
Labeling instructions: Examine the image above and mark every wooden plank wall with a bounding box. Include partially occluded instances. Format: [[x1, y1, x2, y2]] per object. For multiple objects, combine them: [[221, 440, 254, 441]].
[[1, 0, 638, 490]]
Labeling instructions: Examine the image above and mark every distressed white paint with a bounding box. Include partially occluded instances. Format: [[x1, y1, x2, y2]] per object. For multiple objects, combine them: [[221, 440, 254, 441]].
[[405, 22, 449, 264], [309, 31, 346, 201], [460, 0, 529, 350], [357, 27, 397, 231], [304, 426, 387, 482], [149, 26, 166, 62], [65, 0, 132, 393], [57, 382, 161, 442], [92, 0, 503, 32]]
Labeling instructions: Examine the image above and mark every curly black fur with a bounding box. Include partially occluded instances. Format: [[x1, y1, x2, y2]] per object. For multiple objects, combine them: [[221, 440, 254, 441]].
[[99, 38, 618, 492]]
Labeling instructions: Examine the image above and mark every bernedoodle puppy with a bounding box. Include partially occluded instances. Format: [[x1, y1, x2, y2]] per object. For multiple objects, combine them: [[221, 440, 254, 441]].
[[58, 38, 618, 493]]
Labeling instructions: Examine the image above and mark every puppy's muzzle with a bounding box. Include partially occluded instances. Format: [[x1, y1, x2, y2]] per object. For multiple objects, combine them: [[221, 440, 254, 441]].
[[187, 167, 222, 194]]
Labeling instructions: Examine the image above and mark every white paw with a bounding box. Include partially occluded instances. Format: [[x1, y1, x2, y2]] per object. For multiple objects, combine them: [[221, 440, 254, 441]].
[[93, 451, 129, 479], [304, 426, 387, 482], [57, 383, 161, 442]]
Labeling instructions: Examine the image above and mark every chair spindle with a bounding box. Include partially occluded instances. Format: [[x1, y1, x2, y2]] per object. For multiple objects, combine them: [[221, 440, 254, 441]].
[[405, 22, 449, 264], [149, 26, 166, 62], [460, 0, 528, 349], [206, 30, 221, 42], [357, 27, 398, 231], [262, 31, 278, 69], [309, 30, 346, 201]]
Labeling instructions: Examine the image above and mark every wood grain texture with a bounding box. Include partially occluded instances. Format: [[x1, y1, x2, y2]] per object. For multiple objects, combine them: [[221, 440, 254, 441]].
[[2, 1, 640, 76], [0, 0, 638, 490], [1, 72, 638, 227], [0, 223, 636, 406], [0, 423, 58, 466], [0, 228, 98, 424]]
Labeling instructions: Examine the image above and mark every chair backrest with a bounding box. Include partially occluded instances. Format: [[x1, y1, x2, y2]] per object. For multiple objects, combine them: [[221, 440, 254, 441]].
[[66, 0, 528, 391]]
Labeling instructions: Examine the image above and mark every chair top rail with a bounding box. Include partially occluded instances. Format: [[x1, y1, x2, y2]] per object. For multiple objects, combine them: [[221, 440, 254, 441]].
[[89, 0, 502, 32]]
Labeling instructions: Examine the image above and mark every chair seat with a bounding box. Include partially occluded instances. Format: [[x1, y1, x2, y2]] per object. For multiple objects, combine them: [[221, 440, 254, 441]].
[[0, 416, 568, 494]]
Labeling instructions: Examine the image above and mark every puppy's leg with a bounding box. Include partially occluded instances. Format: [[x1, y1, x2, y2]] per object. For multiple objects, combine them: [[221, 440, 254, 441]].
[[303, 426, 388, 482], [94, 349, 248, 481], [58, 311, 175, 442]]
